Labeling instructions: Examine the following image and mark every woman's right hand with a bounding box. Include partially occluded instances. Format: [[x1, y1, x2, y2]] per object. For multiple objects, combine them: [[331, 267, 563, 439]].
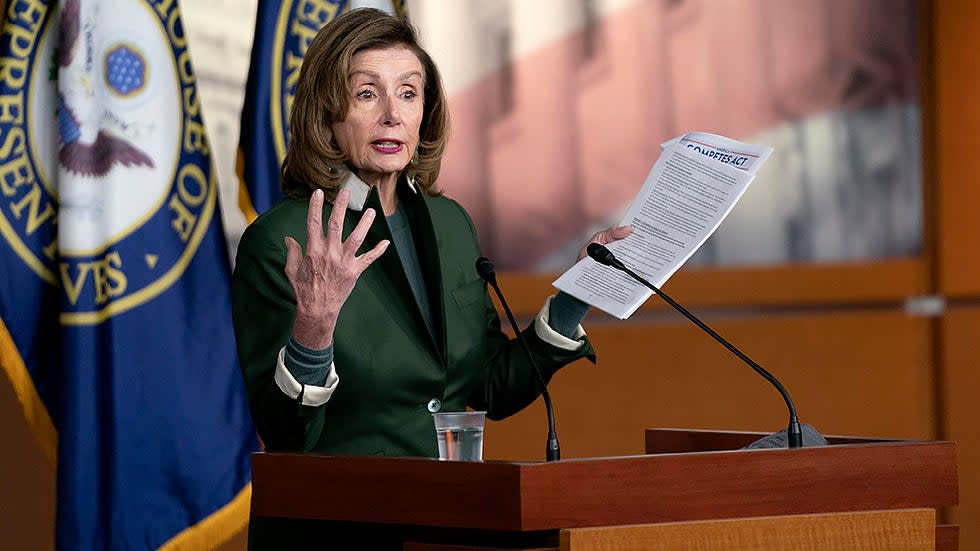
[[284, 188, 390, 349]]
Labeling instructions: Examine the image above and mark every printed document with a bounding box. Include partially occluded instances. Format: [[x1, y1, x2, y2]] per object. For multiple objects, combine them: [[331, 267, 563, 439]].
[[553, 132, 774, 319]]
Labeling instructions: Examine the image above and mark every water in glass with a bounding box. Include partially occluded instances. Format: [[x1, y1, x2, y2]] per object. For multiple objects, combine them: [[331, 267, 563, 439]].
[[436, 426, 484, 461]]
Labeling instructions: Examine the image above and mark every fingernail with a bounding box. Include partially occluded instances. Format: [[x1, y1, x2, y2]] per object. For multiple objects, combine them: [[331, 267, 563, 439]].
[[314, 188, 323, 197]]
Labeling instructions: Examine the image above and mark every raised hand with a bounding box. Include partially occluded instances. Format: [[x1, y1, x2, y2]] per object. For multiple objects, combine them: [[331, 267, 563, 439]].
[[284, 188, 390, 349]]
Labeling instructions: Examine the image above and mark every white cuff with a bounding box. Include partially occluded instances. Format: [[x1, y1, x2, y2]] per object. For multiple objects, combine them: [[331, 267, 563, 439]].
[[533, 295, 586, 351], [273, 346, 340, 406]]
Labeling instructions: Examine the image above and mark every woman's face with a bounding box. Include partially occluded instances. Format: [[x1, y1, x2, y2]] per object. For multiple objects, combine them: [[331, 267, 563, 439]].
[[331, 46, 425, 184]]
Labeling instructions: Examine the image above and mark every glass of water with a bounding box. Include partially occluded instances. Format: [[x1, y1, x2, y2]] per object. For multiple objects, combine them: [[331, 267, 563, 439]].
[[432, 411, 486, 461]]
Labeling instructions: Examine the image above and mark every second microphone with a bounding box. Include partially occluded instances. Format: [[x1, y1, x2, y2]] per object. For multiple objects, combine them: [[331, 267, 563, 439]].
[[476, 257, 562, 461]]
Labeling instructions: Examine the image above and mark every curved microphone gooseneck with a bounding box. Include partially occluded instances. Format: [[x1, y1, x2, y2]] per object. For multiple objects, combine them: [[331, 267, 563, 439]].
[[475, 257, 561, 461], [586, 243, 803, 448]]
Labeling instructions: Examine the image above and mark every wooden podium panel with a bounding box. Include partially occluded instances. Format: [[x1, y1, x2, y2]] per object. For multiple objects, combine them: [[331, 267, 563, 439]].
[[250, 430, 957, 550], [404, 510, 941, 551], [560, 509, 935, 551]]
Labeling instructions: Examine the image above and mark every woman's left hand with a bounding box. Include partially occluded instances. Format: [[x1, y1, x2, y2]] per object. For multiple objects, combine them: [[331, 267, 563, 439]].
[[578, 225, 633, 261]]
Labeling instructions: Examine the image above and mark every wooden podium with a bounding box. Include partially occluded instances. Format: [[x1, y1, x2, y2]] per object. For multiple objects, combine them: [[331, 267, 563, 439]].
[[250, 429, 958, 550]]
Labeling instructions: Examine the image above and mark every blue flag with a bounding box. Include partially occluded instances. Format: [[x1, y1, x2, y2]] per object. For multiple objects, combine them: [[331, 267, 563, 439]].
[[0, 0, 258, 548], [236, 0, 403, 222]]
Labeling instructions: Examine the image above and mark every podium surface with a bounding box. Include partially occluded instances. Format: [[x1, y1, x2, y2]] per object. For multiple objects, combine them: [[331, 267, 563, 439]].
[[250, 429, 957, 550]]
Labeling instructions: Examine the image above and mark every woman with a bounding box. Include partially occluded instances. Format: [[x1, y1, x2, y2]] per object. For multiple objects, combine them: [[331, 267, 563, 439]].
[[232, 7, 630, 548], [232, 7, 628, 466]]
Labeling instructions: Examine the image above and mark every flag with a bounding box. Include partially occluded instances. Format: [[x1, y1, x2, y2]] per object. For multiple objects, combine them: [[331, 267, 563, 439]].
[[236, 0, 404, 222], [0, 0, 259, 548]]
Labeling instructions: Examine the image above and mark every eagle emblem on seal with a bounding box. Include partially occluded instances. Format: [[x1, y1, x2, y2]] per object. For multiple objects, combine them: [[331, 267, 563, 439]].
[[56, 0, 154, 177]]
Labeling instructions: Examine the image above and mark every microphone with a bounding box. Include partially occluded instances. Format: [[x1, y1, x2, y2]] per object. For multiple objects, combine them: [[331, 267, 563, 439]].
[[586, 243, 804, 448], [476, 257, 561, 461]]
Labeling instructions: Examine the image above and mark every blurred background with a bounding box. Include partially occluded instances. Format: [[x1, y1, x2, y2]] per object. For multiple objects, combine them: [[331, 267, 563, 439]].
[[3, 0, 979, 548]]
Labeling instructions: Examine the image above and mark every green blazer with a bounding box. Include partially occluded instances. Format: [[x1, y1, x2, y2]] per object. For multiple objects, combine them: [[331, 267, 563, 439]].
[[231, 179, 595, 458]]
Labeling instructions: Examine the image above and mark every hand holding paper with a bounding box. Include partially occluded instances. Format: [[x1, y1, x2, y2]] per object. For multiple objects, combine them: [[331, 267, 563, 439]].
[[554, 132, 774, 319]]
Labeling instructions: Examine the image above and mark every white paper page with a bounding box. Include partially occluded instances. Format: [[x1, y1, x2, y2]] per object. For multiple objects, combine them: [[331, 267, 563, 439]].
[[554, 138, 770, 319]]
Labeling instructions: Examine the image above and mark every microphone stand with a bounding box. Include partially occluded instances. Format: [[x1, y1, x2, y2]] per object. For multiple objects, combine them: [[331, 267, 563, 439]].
[[587, 244, 803, 448], [476, 258, 561, 460]]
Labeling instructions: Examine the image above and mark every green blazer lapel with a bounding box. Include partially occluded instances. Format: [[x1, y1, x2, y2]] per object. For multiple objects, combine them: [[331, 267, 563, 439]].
[[352, 186, 445, 361], [358, 186, 394, 258], [406, 189, 449, 362]]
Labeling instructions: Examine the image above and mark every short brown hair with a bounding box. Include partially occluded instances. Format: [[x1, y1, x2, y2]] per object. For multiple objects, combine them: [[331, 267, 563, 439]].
[[281, 8, 449, 199]]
